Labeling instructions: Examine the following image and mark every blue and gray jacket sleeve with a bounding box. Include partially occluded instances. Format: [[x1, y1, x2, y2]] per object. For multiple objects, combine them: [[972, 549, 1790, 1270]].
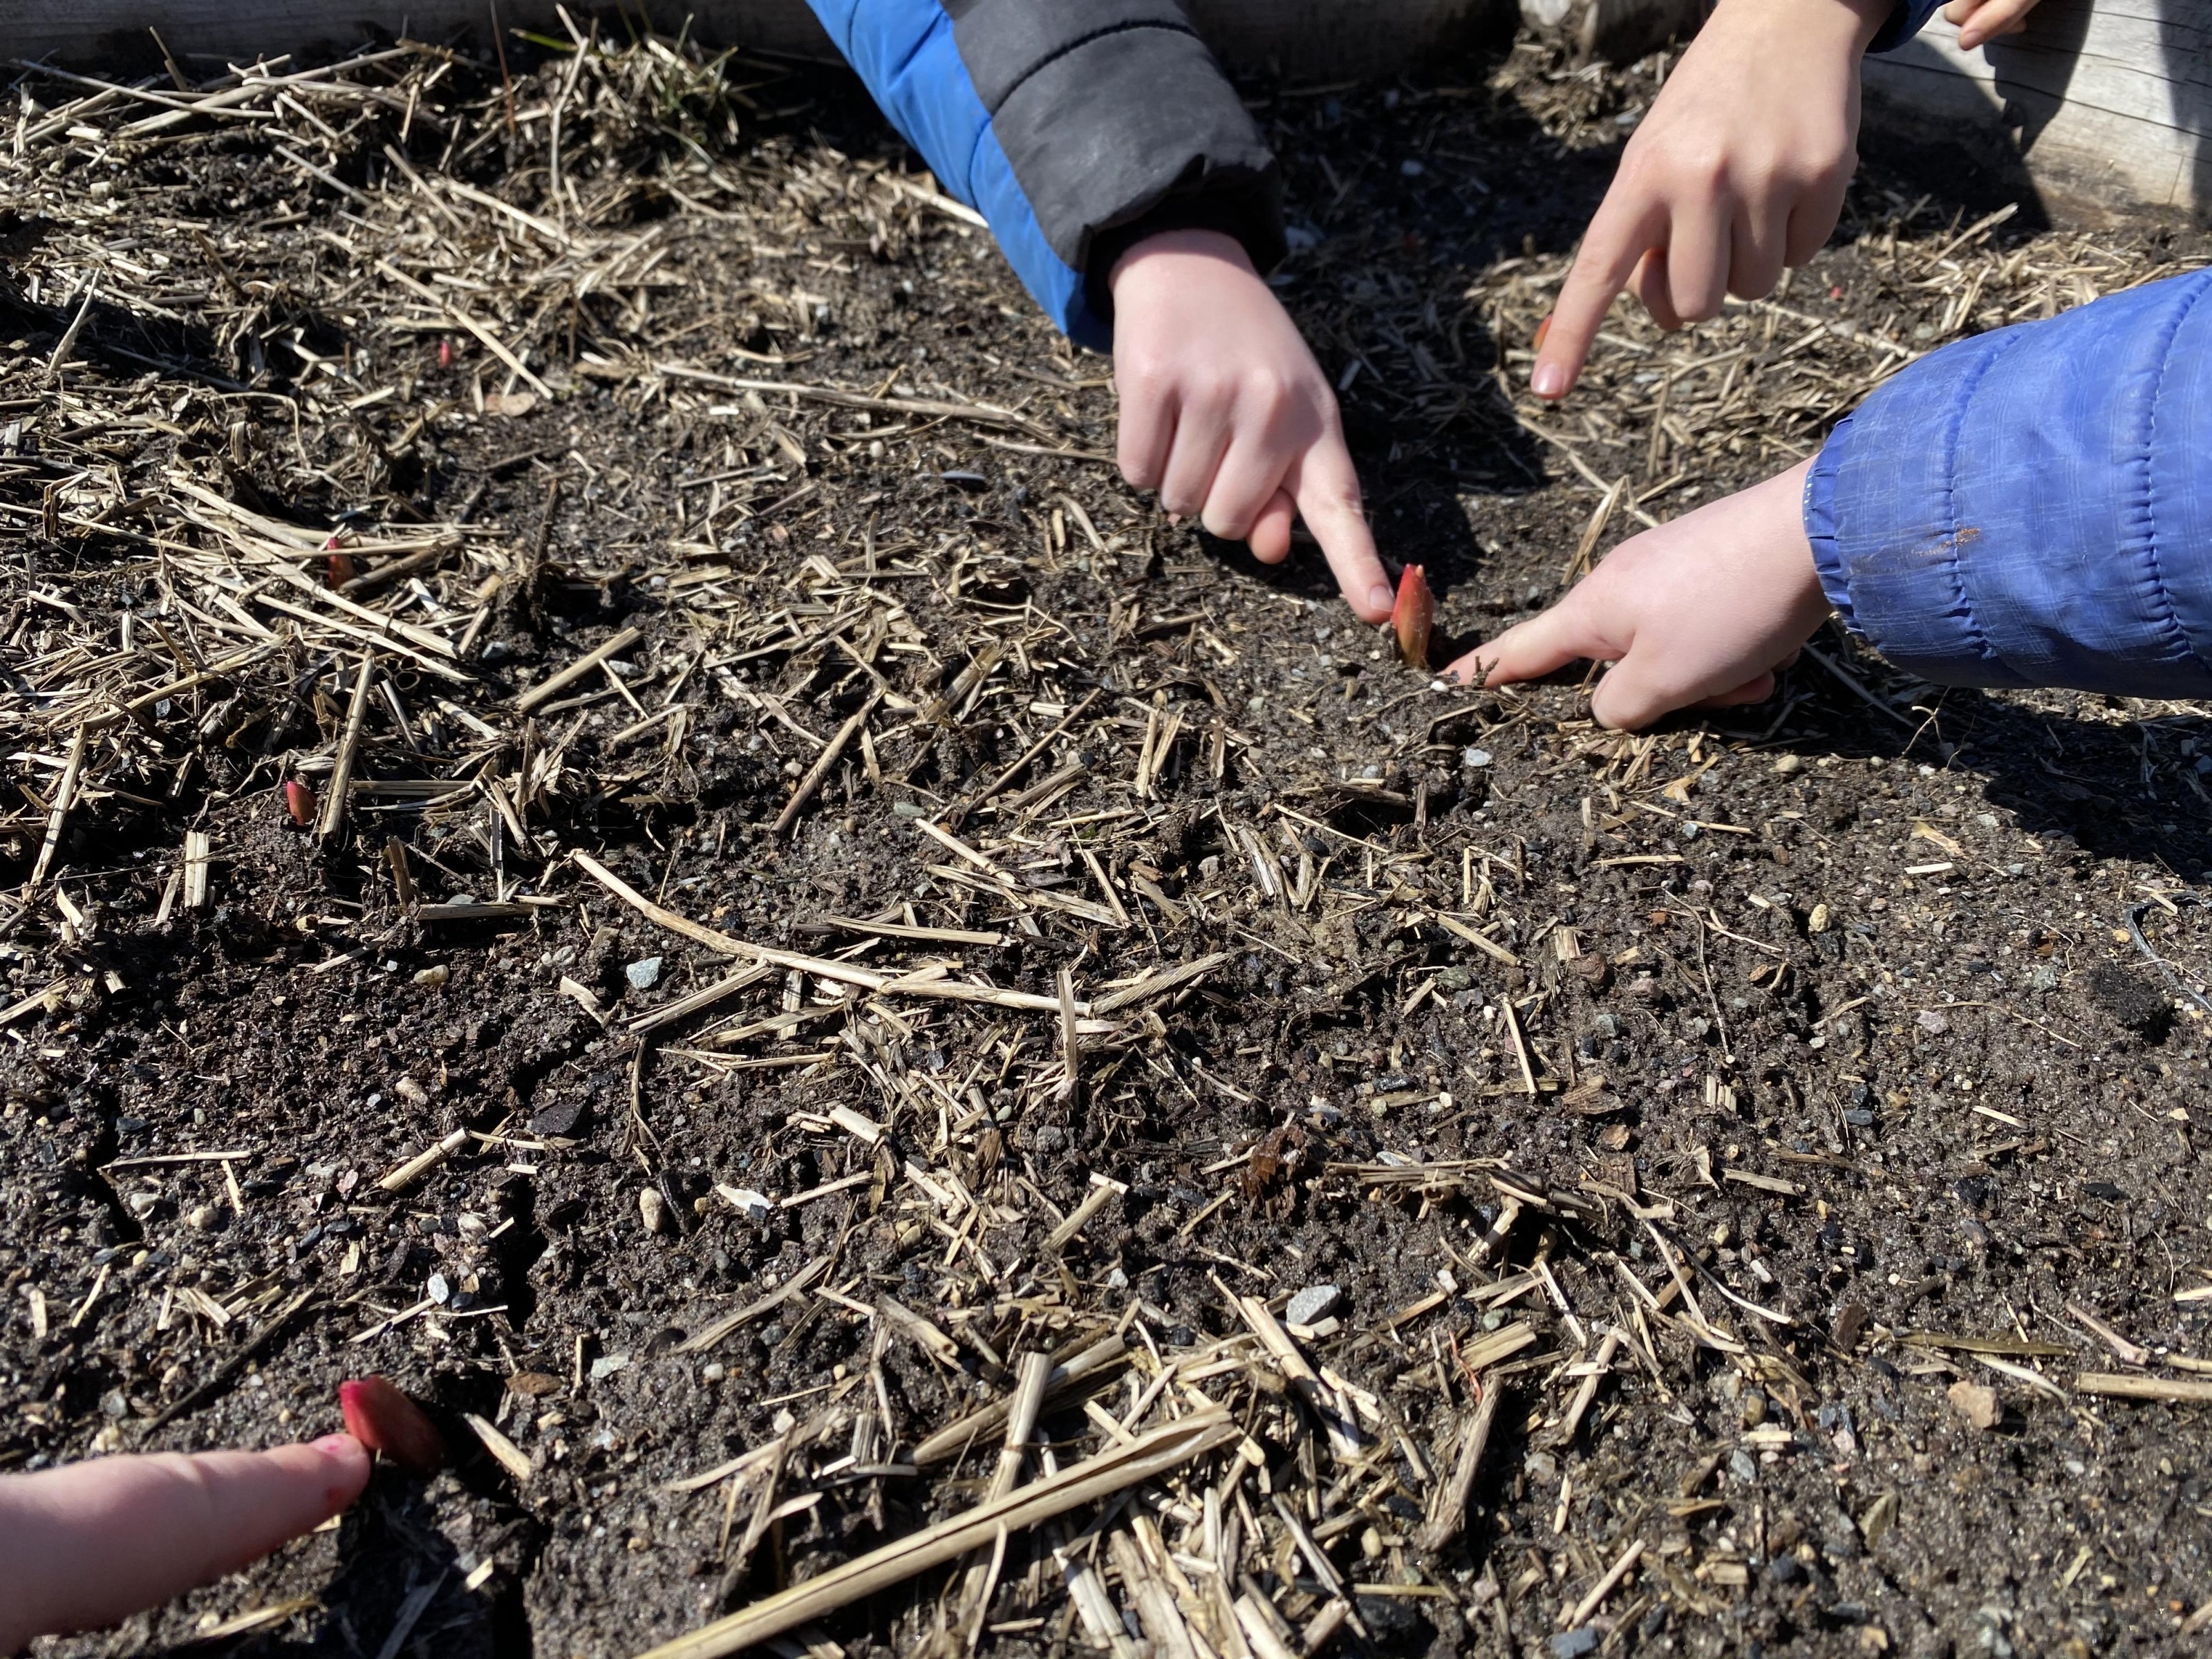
[[1868, 0, 1949, 52], [1805, 267, 2212, 699], [804, 0, 1284, 352]]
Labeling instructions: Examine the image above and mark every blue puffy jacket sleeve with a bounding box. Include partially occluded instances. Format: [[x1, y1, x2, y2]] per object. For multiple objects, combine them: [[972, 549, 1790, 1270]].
[[1803, 267, 2212, 698], [804, 0, 1282, 352]]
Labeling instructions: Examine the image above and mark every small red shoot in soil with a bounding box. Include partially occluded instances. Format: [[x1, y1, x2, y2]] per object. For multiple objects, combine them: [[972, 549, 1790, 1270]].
[[438, 339, 454, 368], [339, 1377, 445, 1473], [1533, 313, 1551, 353], [324, 554, 357, 588], [283, 780, 317, 827], [1393, 564, 1435, 668]]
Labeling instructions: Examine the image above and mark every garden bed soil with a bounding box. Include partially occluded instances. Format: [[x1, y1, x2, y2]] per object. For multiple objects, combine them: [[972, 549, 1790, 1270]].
[[1, 28, 2209, 1659]]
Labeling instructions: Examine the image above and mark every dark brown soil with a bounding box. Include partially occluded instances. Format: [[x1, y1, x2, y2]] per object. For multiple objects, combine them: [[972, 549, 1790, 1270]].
[[3, 26, 2210, 1659]]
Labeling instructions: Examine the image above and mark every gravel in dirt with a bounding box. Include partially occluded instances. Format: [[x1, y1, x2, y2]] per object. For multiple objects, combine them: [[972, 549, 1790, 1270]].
[[2, 23, 2209, 1659]]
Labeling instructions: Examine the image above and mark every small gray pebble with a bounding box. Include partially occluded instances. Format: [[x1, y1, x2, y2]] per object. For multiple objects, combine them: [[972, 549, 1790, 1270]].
[[1286, 1284, 1342, 1326], [1553, 1627, 1600, 1659], [626, 957, 664, 991], [1462, 747, 1492, 769], [588, 1354, 630, 1382], [1821, 1512, 1862, 1561]]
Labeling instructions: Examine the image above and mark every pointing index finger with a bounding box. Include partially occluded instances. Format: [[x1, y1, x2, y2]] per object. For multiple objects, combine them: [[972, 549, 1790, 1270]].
[[0, 1437, 371, 1649], [1531, 191, 1665, 400], [1447, 606, 1602, 690], [1288, 431, 1391, 624]]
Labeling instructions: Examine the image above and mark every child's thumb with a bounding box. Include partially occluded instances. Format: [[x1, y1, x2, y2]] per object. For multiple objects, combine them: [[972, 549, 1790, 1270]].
[[1589, 655, 1778, 731], [1587, 650, 1680, 730]]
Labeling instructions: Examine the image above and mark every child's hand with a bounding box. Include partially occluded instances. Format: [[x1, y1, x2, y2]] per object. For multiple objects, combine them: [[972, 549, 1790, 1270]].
[[1447, 459, 1832, 729], [1532, 0, 1888, 400], [1943, 0, 2041, 50], [1110, 229, 1393, 624], [0, 1435, 370, 1651]]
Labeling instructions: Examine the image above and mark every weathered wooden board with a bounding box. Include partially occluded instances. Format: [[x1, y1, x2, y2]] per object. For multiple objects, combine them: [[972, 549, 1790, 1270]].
[[1861, 0, 2211, 223], [10, 1, 1501, 82]]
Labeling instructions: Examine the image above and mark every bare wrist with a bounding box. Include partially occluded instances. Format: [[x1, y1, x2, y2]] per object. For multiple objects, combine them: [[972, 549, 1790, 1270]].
[[1108, 227, 1257, 297], [1709, 0, 1890, 51]]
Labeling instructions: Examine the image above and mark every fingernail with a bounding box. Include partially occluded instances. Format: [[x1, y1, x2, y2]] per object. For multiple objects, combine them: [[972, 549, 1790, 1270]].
[[1530, 362, 1566, 400], [1366, 583, 1394, 617]]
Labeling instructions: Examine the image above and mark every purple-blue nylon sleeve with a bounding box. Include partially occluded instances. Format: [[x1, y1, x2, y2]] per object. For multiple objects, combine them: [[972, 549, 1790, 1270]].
[[1804, 267, 2212, 699], [803, 0, 1098, 346]]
